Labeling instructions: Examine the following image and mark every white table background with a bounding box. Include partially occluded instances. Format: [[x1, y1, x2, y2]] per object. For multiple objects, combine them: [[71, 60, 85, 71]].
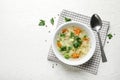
[[0, 0, 120, 80]]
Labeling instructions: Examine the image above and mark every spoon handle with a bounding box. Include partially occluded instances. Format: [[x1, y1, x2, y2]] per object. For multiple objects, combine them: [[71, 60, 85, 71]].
[[97, 32, 107, 62]]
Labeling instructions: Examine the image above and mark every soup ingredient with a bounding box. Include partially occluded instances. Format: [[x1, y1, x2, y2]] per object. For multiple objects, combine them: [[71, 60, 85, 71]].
[[39, 20, 45, 26], [83, 38, 89, 41], [70, 32, 74, 38], [62, 28, 68, 33], [84, 35, 87, 38], [73, 36, 82, 48], [57, 41, 62, 48], [60, 46, 67, 51], [73, 41, 81, 48], [64, 53, 70, 59], [75, 36, 81, 41], [107, 33, 113, 39], [64, 17, 71, 22], [50, 18, 54, 25], [74, 27, 81, 35], [60, 33, 65, 37], [83, 35, 89, 41], [66, 46, 72, 53], [71, 53, 80, 58]]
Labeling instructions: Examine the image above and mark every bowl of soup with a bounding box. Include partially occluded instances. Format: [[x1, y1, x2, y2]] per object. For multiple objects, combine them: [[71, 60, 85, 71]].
[[52, 22, 96, 66]]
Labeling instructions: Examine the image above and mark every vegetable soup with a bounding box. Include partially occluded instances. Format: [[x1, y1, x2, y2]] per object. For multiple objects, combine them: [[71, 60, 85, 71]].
[[56, 26, 90, 60]]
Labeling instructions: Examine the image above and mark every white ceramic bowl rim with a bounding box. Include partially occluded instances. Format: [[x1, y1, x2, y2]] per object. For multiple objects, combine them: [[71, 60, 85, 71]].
[[52, 21, 96, 66]]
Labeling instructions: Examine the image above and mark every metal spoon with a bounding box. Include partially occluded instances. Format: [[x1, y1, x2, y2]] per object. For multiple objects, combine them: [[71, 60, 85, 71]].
[[90, 14, 107, 62]]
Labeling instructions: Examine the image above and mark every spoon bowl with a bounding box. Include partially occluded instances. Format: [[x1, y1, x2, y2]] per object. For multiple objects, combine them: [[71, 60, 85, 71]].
[[90, 14, 102, 31]]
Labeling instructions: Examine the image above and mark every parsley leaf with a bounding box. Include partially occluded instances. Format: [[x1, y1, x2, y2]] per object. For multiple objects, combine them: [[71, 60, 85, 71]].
[[50, 18, 54, 25], [70, 32, 74, 38], [39, 20, 45, 26], [60, 33, 65, 37], [84, 35, 87, 38], [64, 17, 71, 22], [73, 36, 82, 48], [66, 46, 72, 53], [60, 46, 67, 51], [107, 33, 113, 39], [64, 54, 70, 59], [73, 41, 81, 48]]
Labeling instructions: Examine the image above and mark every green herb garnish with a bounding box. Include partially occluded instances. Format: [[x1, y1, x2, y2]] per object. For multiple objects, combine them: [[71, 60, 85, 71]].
[[107, 33, 113, 39], [73, 36, 82, 48], [39, 20, 45, 26], [75, 36, 81, 41], [66, 46, 72, 53], [70, 32, 74, 38], [60, 46, 67, 51], [84, 35, 87, 38], [64, 53, 70, 59], [73, 41, 80, 48], [68, 46, 72, 50], [50, 18, 54, 25], [64, 17, 71, 22], [60, 33, 65, 37]]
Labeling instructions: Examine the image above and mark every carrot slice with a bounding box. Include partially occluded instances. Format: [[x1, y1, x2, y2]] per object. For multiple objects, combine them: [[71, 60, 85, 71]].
[[74, 27, 81, 35], [83, 37, 89, 41], [71, 53, 80, 58], [57, 41, 62, 48], [62, 28, 68, 33]]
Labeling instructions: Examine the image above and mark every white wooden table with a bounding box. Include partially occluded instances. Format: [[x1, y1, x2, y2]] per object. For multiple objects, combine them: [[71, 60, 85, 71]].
[[0, 0, 120, 80]]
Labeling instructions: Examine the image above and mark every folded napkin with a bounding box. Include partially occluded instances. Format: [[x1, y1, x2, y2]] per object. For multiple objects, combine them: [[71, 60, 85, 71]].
[[47, 9, 110, 75]]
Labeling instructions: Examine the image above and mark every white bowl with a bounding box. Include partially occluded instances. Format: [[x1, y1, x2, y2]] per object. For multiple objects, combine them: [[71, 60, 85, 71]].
[[52, 22, 96, 66]]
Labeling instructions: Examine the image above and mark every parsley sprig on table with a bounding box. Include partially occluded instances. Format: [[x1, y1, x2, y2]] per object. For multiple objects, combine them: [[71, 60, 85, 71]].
[[107, 33, 113, 39], [50, 18, 54, 25], [64, 17, 71, 22], [38, 17, 72, 26], [38, 18, 55, 26], [39, 20, 45, 26]]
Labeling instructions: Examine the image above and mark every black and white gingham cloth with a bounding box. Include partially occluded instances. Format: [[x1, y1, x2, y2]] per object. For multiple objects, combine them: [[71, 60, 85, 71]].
[[47, 10, 110, 75]]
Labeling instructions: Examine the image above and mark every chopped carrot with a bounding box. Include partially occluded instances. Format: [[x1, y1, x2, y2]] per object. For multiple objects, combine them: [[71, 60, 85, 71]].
[[83, 37, 89, 41], [74, 27, 81, 35], [71, 53, 80, 58], [62, 28, 68, 33], [57, 41, 62, 48]]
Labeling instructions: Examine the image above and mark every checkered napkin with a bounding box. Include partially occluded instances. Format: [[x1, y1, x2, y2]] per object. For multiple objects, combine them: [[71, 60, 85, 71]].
[[47, 10, 110, 75]]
